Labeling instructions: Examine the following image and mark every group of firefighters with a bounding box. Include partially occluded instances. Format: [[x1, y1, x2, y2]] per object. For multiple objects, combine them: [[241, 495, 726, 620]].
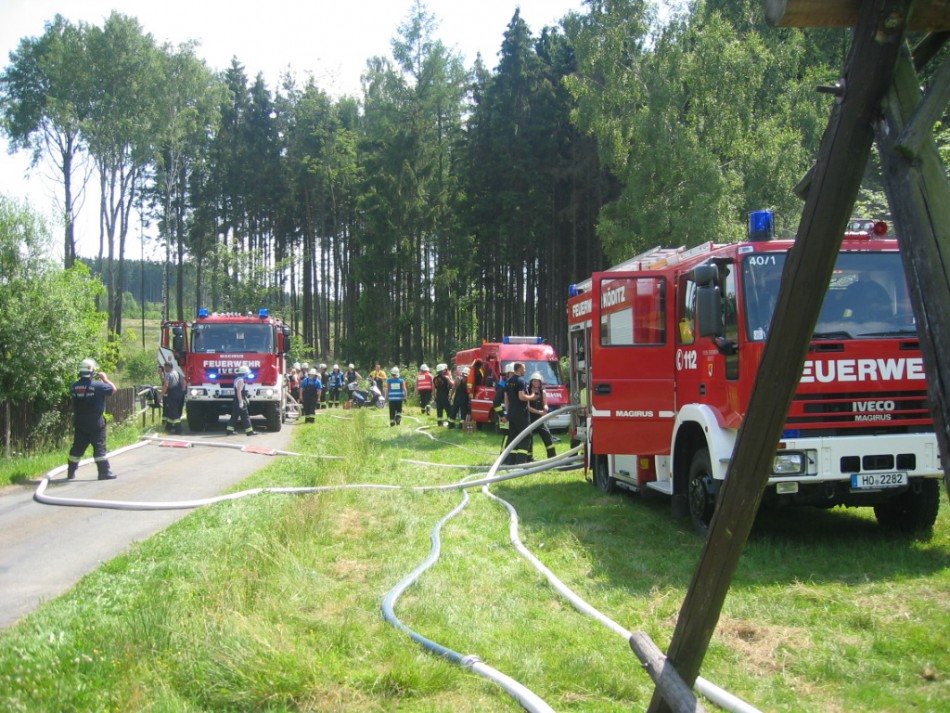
[[284, 359, 556, 463]]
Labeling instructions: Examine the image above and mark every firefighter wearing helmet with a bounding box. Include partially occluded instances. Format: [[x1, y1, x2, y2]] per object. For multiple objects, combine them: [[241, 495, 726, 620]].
[[386, 366, 406, 426], [450, 366, 472, 429], [67, 358, 117, 480], [225, 364, 257, 436], [433, 363, 452, 426], [526, 371, 556, 460], [416, 363, 433, 415], [300, 367, 322, 423], [491, 363, 516, 435], [503, 361, 540, 465], [326, 364, 344, 407]]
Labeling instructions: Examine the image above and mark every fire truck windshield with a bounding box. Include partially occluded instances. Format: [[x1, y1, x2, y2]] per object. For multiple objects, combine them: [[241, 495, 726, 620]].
[[742, 251, 915, 342], [523, 360, 562, 385], [190, 324, 274, 353]]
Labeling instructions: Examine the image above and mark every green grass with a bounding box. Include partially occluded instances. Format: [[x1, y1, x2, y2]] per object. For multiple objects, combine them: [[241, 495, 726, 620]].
[[0, 409, 947, 712]]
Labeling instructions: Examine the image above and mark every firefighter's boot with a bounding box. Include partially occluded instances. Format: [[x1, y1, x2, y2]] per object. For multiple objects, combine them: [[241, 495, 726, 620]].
[[66, 462, 78, 480], [96, 460, 116, 480], [546, 446, 557, 460]]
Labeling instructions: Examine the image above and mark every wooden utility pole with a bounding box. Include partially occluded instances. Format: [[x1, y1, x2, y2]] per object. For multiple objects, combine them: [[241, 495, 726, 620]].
[[647, 0, 950, 710]]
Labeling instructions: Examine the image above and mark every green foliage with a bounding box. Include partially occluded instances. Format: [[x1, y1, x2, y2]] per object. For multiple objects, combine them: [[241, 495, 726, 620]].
[[0, 196, 107, 405]]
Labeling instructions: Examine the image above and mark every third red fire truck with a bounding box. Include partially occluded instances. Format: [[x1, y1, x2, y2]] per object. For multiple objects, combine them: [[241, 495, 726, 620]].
[[453, 336, 571, 430], [567, 214, 942, 533]]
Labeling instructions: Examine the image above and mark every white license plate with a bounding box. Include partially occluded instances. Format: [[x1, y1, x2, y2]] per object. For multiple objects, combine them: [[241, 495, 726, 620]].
[[851, 472, 907, 489], [218, 389, 234, 397]]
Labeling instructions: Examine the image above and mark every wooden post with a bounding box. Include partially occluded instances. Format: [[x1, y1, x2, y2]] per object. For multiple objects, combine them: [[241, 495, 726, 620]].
[[647, 3, 912, 711], [874, 47, 950, 498], [630, 632, 706, 713]]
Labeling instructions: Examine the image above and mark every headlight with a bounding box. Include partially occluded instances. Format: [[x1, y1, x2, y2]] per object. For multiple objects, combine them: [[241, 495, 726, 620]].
[[188, 387, 207, 397], [772, 452, 806, 475]]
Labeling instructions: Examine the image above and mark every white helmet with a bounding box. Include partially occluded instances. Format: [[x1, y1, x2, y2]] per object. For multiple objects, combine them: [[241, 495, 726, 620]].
[[301, 362, 310, 370], [419, 363, 429, 372], [391, 366, 400, 376], [529, 371, 544, 382], [79, 358, 98, 378], [293, 362, 301, 370], [319, 363, 327, 370], [238, 365, 251, 375], [503, 363, 514, 374], [348, 363, 355, 369], [461, 366, 471, 377], [333, 364, 340, 370], [308, 368, 317, 376], [436, 363, 447, 373]]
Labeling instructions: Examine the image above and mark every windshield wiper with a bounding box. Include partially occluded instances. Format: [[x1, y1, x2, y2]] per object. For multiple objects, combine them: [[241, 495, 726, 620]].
[[812, 331, 853, 340]]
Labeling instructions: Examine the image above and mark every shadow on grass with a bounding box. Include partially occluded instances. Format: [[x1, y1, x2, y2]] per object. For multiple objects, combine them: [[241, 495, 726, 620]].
[[492, 477, 949, 591]]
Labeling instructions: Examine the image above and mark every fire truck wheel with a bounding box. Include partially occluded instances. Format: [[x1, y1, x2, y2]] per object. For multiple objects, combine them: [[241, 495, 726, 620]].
[[264, 403, 282, 432], [186, 403, 205, 433], [872, 478, 940, 532], [687, 448, 717, 536], [593, 455, 616, 494]]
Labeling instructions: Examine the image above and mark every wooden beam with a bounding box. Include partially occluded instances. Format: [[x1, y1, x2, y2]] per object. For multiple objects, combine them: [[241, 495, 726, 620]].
[[647, 2, 912, 711], [629, 633, 707, 713], [895, 55, 950, 157], [875, 49, 950, 499], [766, 0, 950, 31]]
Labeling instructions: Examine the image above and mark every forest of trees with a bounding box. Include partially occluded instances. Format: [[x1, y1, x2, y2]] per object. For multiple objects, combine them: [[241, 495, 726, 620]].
[[2, 1, 947, 366]]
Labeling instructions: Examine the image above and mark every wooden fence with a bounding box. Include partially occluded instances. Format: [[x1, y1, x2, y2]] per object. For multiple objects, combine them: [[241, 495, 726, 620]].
[[1, 386, 159, 455]]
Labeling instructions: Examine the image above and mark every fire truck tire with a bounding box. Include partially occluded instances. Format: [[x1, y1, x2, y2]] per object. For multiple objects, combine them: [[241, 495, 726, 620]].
[[264, 403, 282, 432], [872, 478, 940, 532], [593, 455, 616, 494], [186, 403, 205, 432], [687, 448, 717, 536]]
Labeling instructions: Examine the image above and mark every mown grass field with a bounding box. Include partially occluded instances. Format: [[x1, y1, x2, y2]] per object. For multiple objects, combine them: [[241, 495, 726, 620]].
[[0, 407, 947, 712]]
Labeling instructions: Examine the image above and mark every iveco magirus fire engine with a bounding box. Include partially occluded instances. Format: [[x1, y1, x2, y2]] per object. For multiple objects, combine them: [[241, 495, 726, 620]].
[[566, 213, 942, 533], [160, 309, 292, 432]]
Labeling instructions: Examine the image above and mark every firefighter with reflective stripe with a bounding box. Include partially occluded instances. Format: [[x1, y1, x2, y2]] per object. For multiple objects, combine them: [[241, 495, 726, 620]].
[[161, 361, 185, 433], [300, 368, 322, 423], [326, 364, 345, 407], [526, 371, 557, 460], [225, 365, 257, 435], [386, 366, 406, 426], [416, 363, 433, 414], [504, 362, 539, 464], [492, 363, 514, 436], [433, 363, 452, 426], [344, 363, 362, 405], [450, 366, 471, 429], [67, 358, 116, 480]]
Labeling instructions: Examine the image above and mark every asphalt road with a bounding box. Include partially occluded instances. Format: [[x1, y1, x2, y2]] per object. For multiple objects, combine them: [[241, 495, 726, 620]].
[[0, 419, 295, 629]]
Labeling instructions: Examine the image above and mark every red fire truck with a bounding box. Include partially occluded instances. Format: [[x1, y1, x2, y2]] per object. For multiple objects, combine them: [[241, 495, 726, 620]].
[[160, 309, 292, 432], [453, 336, 571, 430], [566, 215, 942, 533]]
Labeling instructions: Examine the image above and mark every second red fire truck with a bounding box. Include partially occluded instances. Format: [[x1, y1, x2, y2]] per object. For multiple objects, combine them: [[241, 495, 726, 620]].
[[567, 214, 942, 533]]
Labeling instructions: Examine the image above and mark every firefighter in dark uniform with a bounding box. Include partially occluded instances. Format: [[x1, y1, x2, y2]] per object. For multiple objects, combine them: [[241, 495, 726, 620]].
[[526, 371, 557, 460], [225, 365, 257, 436], [492, 363, 514, 437], [300, 367, 322, 423], [67, 358, 117, 480], [161, 361, 185, 433], [504, 361, 539, 465], [433, 363, 452, 426]]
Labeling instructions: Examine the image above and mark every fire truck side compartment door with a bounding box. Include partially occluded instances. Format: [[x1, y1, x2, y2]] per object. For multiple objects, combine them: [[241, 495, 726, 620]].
[[591, 272, 674, 455]]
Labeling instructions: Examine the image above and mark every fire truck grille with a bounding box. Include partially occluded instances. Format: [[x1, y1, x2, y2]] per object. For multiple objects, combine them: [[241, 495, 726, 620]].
[[786, 389, 932, 435]]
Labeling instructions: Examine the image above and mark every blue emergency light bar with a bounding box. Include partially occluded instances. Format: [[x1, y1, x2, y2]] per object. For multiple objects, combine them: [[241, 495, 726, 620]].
[[259, 308, 269, 318], [197, 308, 209, 318], [503, 336, 543, 344]]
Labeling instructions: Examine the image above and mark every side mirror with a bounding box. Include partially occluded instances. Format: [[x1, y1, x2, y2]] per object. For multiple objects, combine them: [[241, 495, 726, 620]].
[[696, 285, 722, 338]]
